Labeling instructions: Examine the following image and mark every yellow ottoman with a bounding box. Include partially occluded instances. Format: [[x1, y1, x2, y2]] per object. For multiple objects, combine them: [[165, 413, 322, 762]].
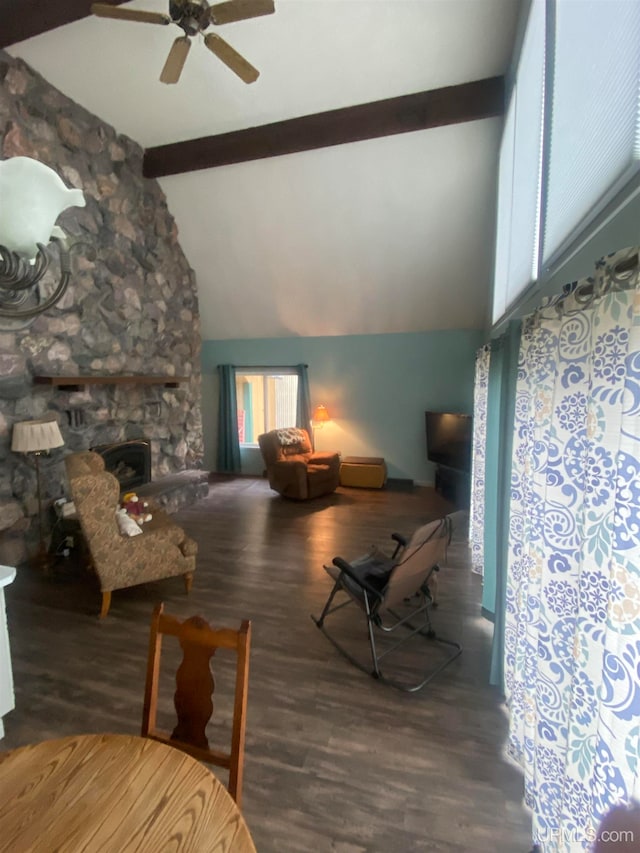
[[340, 456, 387, 489]]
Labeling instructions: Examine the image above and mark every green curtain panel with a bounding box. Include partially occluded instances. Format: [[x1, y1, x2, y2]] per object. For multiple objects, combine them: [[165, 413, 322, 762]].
[[217, 364, 241, 473], [295, 364, 312, 441], [483, 322, 520, 690]]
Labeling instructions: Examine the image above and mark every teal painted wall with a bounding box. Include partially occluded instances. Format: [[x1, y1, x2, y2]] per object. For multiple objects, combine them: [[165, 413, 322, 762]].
[[201, 329, 484, 482]]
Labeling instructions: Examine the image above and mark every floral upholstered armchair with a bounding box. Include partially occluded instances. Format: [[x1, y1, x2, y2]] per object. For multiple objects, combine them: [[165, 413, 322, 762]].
[[257, 428, 341, 500], [64, 451, 197, 618]]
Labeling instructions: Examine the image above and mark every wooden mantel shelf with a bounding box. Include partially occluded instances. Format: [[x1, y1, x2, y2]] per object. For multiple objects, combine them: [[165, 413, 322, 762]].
[[34, 375, 187, 391]]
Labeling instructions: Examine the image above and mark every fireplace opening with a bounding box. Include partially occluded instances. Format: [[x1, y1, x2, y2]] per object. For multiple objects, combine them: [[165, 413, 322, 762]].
[[92, 439, 151, 491]]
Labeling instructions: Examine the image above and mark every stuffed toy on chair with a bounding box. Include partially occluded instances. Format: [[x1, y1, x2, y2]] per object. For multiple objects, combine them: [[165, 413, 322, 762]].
[[121, 492, 152, 524]]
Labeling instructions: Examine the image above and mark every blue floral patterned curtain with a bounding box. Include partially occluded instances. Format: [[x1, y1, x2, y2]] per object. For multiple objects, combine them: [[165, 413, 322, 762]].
[[504, 247, 640, 851], [470, 345, 491, 575]]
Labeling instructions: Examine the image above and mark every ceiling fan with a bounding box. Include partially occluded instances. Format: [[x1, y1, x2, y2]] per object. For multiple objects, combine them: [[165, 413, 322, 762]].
[[90, 0, 275, 85]]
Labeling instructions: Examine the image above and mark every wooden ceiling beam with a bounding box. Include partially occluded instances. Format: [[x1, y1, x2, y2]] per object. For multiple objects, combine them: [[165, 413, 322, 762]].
[[143, 76, 504, 179], [0, 5, 504, 179], [0, 0, 128, 48]]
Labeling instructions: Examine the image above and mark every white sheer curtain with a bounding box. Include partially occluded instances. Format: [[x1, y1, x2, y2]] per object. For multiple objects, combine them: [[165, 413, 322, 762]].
[[470, 345, 490, 575], [504, 246, 640, 851]]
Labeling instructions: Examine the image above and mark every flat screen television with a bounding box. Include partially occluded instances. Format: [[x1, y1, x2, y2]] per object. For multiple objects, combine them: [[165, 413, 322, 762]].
[[425, 411, 472, 474]]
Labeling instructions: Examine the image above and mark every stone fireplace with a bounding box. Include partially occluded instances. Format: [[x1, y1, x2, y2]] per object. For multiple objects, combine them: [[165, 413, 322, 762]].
[[92, 439, 152, 492], [0, 52, 206, 567]]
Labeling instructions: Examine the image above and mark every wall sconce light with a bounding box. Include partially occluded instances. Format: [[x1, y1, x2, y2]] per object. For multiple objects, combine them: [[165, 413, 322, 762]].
[[0, 156, 86, 323], [312, 405, 331, 428], [11, 415, 65, 573]]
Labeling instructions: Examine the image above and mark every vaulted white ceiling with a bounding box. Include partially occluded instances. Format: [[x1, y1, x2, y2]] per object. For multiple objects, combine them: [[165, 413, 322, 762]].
[[7, 0, 521, 340]]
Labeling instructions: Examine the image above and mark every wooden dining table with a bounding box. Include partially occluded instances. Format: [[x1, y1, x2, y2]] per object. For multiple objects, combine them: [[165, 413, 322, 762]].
[[0, 733, 257, 852]]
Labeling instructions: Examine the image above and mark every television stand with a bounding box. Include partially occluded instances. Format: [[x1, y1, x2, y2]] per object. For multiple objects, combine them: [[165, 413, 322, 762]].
[[434, 465, 470, 509]]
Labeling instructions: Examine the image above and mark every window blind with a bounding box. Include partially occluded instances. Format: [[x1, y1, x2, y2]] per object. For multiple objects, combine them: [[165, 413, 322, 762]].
[[507, 0, 545, 301], [492, 95, 516, 324], [542, 0, 640, 266], [492, 0, 545, 323]]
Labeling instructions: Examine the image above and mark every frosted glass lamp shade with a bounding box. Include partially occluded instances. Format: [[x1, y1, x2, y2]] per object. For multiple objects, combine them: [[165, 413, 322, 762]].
[[0, 157, 85, 260], [12, 417, 64, 453]]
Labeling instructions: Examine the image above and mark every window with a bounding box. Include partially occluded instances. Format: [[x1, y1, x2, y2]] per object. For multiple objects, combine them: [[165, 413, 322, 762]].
[[492, 0, 545, 324], [492, 94, 516, 323], [492, 0, 640, 325], [235, 370, 298, 445], [542, 0, 640, 266]]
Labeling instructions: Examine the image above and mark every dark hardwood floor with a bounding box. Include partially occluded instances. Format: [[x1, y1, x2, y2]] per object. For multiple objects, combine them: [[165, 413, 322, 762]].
[[3, 477, 532, 852]]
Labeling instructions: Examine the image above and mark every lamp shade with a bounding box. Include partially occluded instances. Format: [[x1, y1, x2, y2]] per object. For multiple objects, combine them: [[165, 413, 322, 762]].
[[11, 417, 64, 453], [312, 405, 330, 424]]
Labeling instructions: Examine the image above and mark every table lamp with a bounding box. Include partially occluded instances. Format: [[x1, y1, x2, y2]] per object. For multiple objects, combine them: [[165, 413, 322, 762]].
[[12, 415, 65, 572]]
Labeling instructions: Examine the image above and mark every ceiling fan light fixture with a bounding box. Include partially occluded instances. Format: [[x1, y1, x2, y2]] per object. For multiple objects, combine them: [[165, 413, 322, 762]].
[[169, 0, 210, 34]]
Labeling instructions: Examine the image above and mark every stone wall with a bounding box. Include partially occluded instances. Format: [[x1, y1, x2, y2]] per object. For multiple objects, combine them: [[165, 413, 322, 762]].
[[0, 53, 204, 566]]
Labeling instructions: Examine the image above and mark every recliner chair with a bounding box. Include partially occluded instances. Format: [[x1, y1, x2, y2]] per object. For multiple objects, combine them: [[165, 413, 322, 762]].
[[257, 428, 340, 500]]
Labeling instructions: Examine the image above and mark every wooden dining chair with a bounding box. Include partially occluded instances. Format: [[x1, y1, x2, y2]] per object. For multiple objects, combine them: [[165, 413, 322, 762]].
[[141, 602, 251, 807]]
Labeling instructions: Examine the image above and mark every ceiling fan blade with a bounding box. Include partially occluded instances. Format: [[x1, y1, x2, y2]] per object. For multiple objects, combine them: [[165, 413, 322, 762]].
[[160, 36, 191, 84], [208, 0, 275, 26], [204, 33, 259, 83], [90, 3, 171, 25]]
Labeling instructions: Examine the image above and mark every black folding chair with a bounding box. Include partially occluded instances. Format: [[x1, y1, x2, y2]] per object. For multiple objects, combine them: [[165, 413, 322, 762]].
[[312, 516, 462, 692]]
